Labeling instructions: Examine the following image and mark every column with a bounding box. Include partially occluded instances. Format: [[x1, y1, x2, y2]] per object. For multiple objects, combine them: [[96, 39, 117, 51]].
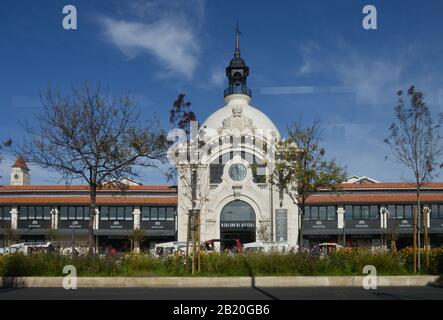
[[10, 207, 18, 230], [51, 208, 59, 230], [133, 207, 141, 254]]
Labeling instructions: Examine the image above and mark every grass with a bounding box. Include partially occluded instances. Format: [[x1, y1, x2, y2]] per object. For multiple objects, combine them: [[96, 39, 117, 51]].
[[2, 247, 440, 277]]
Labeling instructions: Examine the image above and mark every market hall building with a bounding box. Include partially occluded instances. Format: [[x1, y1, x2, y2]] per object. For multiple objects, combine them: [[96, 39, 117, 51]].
[[1, 35, 443, 252]]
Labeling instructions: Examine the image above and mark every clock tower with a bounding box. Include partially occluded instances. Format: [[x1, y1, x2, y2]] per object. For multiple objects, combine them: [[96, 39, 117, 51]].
[[10, 157, 31, 186]]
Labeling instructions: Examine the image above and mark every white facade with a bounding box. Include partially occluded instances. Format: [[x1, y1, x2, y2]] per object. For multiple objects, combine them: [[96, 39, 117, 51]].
[[176, 93, 298, 249]]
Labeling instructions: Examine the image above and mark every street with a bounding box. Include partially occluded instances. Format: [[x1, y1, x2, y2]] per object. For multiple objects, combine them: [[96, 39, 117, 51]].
[[0, 286, 442, 300]]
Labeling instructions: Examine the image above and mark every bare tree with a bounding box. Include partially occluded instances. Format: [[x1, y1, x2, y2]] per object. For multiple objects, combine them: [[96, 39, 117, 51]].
[[270, 119, 347, 252], [168, 94, 209, 273], [385, 85, 443, 273], [15, 84, 168, 253]]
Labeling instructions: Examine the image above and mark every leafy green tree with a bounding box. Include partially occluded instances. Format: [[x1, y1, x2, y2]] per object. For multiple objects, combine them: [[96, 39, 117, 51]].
[[270, 119, 347, 252]]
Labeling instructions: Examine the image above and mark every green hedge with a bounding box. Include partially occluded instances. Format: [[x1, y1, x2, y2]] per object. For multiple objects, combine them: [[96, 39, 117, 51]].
[[0, 249, 428, 277]]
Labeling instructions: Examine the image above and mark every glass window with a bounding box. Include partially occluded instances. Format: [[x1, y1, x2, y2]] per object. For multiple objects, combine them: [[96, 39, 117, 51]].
[[431, 204, 439, 219], [125, 207, 133, 221], [68, 207, 76, 220], [344, 205, 352, 220], [311, 206, 319, 220], [353, 206, 362, 220], [109, 207, 117, 220], [166, 207, 175, 221], [369, 206, 379, 220], [440, 205, 443, 218], [117, 207, 125, 220], [404, 205, 413, 219], [327, 206, 336, 221], [387, 205, 396, 219], [84, 207, 90, 220], [1, 207, 11, 220], [362, 206, 370, 220], [43, 207, 51, 220], [35, 207, 43, 220], [319, 206, 327, 220], [100, 207, 109, 221], [60, 207, 68, 220], [28, 206, 36, 220], [141, 207, 149, 221], [150, 207, 158, 221], [396, 205, 404, 219], [158, 207, 166, 221], [304, 206, 311, 220]]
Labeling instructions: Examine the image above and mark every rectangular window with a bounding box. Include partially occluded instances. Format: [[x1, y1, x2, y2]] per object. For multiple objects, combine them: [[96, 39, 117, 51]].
[[440, 205, 443, 218], [117, 207, 125, 220], [125, 207, 133, 221], [150, 207, 158, 221], [1, 207, 11, 220], [100, 207, 109, 221], [35, 207, 43, 220], [327, 206, 336, 221], [141, 207, 149, 221], [68, 207, 76, 220], [361, 206, 370, 220], [353, 206, 362, 220], [319, 206, 327, 220], [369, 205, 379, 220], [431, 204, 439, 219], [344, 205, 352, 220], [84, 207, 90, 220], [396, 205, 404, 219], [158, 207, 166, 221], [43, 207, 51, 220], [166, 207, 175, 221], [109, 207, 117, 220], [60, 207, 68, 220], [311, 206, 319, 220], [304, 206, 311, 220], [404, 205, 413, 219], [388, 205, 396, 219], [27, 206, 35, 220]]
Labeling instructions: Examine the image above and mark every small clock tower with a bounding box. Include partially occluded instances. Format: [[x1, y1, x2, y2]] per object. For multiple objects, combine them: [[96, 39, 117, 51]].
[[10, 157, 31, 186]]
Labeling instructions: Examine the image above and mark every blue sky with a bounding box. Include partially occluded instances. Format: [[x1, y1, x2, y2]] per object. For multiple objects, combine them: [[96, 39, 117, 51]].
[[1, 0, 443, 185]]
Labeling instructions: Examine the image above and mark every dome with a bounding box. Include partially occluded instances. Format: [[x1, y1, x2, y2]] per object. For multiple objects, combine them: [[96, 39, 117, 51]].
[[201, 94, 281, 139]]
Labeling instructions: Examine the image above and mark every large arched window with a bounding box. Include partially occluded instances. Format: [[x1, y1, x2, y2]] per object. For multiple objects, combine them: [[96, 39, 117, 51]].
[[220, 200, 255, 222]]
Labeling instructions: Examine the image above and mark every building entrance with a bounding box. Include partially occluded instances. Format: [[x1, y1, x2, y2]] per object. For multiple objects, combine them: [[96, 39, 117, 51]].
[[220, 200, 256, 250]]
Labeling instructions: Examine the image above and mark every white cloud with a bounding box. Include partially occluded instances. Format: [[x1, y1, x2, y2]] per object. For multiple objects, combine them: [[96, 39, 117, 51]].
[[209, 68, 225, 88], [296, 41, 320, 76], [101, 17, 199, 79]]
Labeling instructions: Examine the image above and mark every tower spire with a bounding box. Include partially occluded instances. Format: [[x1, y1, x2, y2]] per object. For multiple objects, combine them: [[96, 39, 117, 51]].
[[234, 21, 241, 58]]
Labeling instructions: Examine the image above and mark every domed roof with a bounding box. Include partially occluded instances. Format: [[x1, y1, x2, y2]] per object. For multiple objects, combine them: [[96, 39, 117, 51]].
[[201, 94, 281, 139]]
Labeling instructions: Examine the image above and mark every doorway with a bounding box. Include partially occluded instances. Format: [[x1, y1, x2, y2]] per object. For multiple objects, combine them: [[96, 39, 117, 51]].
[[220, 200, 256, 250]]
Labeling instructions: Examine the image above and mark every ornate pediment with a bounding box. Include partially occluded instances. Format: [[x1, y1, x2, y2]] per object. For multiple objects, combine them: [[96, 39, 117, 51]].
[[219, 105, 254, 134]]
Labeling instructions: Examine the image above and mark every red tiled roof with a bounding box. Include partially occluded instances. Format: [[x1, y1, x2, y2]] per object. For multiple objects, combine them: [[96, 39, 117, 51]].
[[0, 196, 177, 205], [337, 182, 443, 189], [12, 157, 29, 170], [305, 193, 443, 204], [0, 185, 177, 192]]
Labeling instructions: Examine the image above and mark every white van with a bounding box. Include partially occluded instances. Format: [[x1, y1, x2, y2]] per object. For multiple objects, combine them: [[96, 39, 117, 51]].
[[243, 241, 290, 253], [152, 241, 189, 258], [4, 242, 58, 255]]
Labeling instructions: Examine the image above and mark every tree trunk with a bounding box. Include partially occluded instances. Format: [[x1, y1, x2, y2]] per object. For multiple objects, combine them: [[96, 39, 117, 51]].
[[89, 186, 97, 254], [298, 203, 304, 253], [416, 188, 421, 274], [413, 201, 417, 273]]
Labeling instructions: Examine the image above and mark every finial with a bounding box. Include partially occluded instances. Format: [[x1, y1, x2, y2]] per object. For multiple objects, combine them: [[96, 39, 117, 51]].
[[234, 21, 241, 58]]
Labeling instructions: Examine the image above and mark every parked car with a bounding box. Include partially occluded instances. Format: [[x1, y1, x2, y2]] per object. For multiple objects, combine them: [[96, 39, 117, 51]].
[[243, 241, 290, 253], [152, 241, 188, 258], [3, 241, 59, 255]]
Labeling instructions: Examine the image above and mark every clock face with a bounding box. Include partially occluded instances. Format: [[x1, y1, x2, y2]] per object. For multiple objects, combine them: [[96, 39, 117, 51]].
[[14, 174, 19, 180], [229, 163, 247, 181]]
